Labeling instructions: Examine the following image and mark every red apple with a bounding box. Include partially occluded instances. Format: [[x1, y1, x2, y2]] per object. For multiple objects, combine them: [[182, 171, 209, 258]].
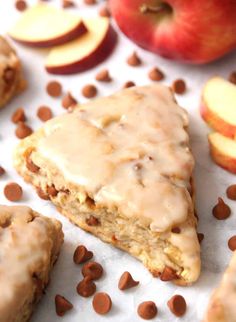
[[9, 4, 87, 47], [109, 0, 236, 64], [45, 18, 117, 74]]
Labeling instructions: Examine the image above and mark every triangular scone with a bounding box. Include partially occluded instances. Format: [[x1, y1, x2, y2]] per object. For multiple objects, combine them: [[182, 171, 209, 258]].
[[0, 205, 63, 322], [0, 36, 26, 109], [14, 85, 200, 285], [204, 252, 236, 322]]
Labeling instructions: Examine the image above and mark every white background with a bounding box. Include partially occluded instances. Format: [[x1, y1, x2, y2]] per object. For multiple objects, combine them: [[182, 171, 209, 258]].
[[0, 1, 236, 321]]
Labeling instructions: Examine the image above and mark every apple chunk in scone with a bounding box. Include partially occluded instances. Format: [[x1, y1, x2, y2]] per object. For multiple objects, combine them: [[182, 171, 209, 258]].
[[14, 84, 200, 285]]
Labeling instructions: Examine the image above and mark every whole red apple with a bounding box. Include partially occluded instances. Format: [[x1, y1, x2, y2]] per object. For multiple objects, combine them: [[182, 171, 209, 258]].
[[109, 0, 236, 64]]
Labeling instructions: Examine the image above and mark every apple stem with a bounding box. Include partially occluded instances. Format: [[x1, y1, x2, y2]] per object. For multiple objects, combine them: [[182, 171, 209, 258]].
[[140, 3, 171, 14]]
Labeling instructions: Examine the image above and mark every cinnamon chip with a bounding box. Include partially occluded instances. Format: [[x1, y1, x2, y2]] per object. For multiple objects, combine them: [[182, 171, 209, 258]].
[[26, 155, 40, 173], [118, 271, 139, 290], [160, 266, 177, 282], [4, 182, 23, 202], [167, 295, 187, 317], [172, 79, 186, 94], [15, 0, 27, 11], [86, 215, 99, 226], [226, 184, 236, 200], [55, 294, 73, 316], [62, 0, 75, 8], [92, 292, 112, 315], [37, 106, 53, 122], [36, 187, 50, 200], [3, 67, 15, 84], [99, 5, 110, 17], [228, 235, 236, 251], [0, 166, 5, 176], [82, 261, 103, 280], [137, 301, 158, 320], [84, 0, 96, 5], [212, 197, 231, 220], [148, 67, 164, 81], [15, 122, 33, 139], [46, 80, 62, 97], [82, 84, 97, 98], [197, 233, 204, 243], [73, 245, 93, 264], [47, 185, 58, 197], [62, 92, 78, 109], [95, 69, 112, 82], [77, 276, 96, 297], [123, 81, 135, 89], [229, 71, 236, 85], [171, 227, 181, 234], [11, 108, 26, 124], [127, 51, 142, 66]]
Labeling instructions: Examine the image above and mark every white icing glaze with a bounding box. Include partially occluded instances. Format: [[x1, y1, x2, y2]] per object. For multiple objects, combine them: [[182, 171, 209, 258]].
[[0, 205, 61, 322], [38, 85, 194, 232]]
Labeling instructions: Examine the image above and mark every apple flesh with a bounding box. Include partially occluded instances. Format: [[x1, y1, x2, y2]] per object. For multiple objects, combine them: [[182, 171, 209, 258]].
[[9, 4, 87, 47], [209, 132, 236, 174], [45, 18, 117, 74], [109, 0, 236, 64], [201, 77, 236, 139]]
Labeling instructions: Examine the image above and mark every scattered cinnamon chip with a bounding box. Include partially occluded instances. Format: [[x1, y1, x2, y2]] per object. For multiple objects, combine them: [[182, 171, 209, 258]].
[[11, 108, 26, 124], [228, 235, 236, 251], [36, 187, 50, 200], [148, 67, 164, 81], [99, 5, 110, 17], [171, 227, 181, 234], [82, 84, 97, 98], [92, 292, 112, 315], [82, 261, 103, 280], [86, 215, 99, 226], [137, 301, 158, 320], [3, 67, 15, 84], [118, 271, 139, 290], [15, 122, 33, 139], [77, 276, 96, 297], [229, 71, 236, 85], [37, 106, 53, 122], [62, 92, 78, 109], [4, 182, 23, 202], [197, 233, 204, 243], [95, 69, 111, 82], [47, 185, 58, 197], [46, 80, 62, 98], [127, 51, 142, 67], [0, 166, 5, 176], [26, 154, 40, 173], [84, 0, 96, 5], [62, 0, 75, 8], [226, 184, 236, 200], [172, 79, 186, 94], [15, 0, 27, 11], [73, 245, 93, 264], [55, 294, 73, 317], [160, 266, 177, 282], [167, 295, 187, 317], [212, 197, 231, 220], [123, 81, 135, 89]]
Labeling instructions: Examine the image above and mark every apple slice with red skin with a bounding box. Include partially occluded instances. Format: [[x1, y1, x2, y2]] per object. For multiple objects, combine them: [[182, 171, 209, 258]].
[[209, 132, 236, 174], [109, 0, 236, 64], [9, 4, 87, 47], [201, 77, 236, 139], [45, 18, 117, 75]]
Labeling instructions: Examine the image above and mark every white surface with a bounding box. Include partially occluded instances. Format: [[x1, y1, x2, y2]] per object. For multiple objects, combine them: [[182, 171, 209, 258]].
[[0, 1, 236, 321]]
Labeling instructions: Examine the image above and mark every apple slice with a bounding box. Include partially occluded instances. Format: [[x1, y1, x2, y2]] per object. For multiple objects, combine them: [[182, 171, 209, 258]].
[[9, 4, 87, 47], [208, 132, 236, 174], [45, 17, 117, 74], [201, 77, 236, 139]]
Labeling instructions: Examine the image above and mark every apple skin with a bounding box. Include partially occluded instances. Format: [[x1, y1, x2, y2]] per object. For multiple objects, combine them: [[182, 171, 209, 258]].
[[10, 21, 87, 48], [46, 25, 117, 74], [109, 0, 236, 64], [200, 102, 236, 139], [208, 134, 236, 174]]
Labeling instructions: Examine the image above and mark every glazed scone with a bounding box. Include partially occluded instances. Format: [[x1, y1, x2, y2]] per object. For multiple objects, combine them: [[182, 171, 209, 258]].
[[14, 85, 200, 285], [0, 205, 63, 322], [0, 36, 26, 109], [204, 252, 236, 322]]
